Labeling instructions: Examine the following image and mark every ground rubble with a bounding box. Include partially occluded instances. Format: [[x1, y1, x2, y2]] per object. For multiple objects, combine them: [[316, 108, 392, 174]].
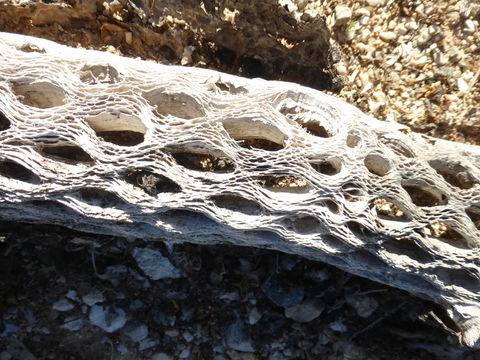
[[0, 223, 476, 359]]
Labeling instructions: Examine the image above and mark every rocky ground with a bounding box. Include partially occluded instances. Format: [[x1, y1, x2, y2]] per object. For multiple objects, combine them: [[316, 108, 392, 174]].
[[0, 0, 479, 359]]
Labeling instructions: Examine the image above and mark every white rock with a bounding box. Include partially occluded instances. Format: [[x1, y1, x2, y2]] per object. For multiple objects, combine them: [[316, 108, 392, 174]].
[[329, 320, 348, 332], [457, 78, 469, 93], [335, 64, 348, 75], [89, 305, 126, 333], [132, 247, 182, 280], [122, 321, 149, 342], [379, 31, 396, 42], [346, 295, 379, 318], [354, 8, 370, 17], [464, 19, 476, 34], [53, 299, 75, 312], [82, 289, 105, 306], [248, 307, 262, 325], [359, 15, 370, 25], [367, 0, 386, 6], [284, 300, 324, 323], [334, 5, 352, 26], [405, 21, 418, 30], [396, 24, 408, 36]]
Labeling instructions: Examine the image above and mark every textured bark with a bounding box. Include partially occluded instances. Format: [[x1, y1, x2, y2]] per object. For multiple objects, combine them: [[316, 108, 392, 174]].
[[0, 32, 480, 346]]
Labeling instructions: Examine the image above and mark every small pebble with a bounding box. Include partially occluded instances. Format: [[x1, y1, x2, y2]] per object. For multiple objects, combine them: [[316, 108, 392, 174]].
[[82, 290, 105, 306], [226, 320, 255, 353], [334, 5, 352, 26], [284, 300, 324, 323], [379, 31, 396, 42], [329, 320, 348, 333], [248, 307, 262, 325], [122, 321, 148, 342], [132, 247, 182, 281], [335, 64, 348, 75], [152, 354, 173, 360], [457, 78, 469, 93], [367, 0, 385, 6], [464, 19, 476, 34], [52, 299, 74, 312]]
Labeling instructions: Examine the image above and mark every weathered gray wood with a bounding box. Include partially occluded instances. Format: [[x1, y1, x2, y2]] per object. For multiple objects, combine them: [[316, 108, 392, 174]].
[[0, 32, 479, 346]]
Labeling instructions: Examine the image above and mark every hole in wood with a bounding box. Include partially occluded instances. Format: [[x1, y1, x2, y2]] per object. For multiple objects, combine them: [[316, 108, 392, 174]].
[[172, 152, 235, 173], [364, 153, 391, 176], [382, 238, 432, 263], [40, 145, 94, 163], [310, 158, 341, 175], [258, 175, 309, 192], [301, 121, 332, 138], [319, 199, 340, 214], [401, 182, 447, 207], [222, 119, 286, 151], [0, 112, 11, 131], [144, 90, 205, 119], [96, 131, 144, 146], [436, 267, 480, 292], [211, 194, 263, 215], [292, 215, 321, 234], [347, 221, 375, 238], [346, 132, 361, 148], [341, 182, 364, 202], [78, 188, 125, 208], [466, 206, 480, 230], [86, 113, 146, 146], [427, 222, 472, 249], [428, 160, 477, 190], [0, 160, 41, 184], [380, 135, 416, 158], [161, 209, 218, 228], [79, 63, 119, 84], [12, 81, 66, 108], [374, 198, 409, 221], [126, 169, 181, 195]]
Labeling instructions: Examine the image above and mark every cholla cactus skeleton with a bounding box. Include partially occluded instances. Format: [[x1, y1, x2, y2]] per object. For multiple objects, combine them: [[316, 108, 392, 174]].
[[0, 33, 479, 346]]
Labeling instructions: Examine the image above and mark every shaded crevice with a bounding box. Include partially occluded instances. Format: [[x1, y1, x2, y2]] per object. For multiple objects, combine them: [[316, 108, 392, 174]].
[[161, 209, 218, 228], [428, 160, 477, 190], [96, 131, 144, 146], [0, 160, 41, 184], [466, 206, 480, 230], [310, 158, 341, 175], [292, 215, 321, 234], [401, 182, 447, 207], [319, 199, 340, 214], [39, 145, 94, 163], [237, 138, 284, 151], [211, 194, 263, 215], [341, 182, 364, 202], [301, 121, 332, 138], [382, 238, 432, 263], [77, 188, 126, 208], [0, 111, 11, 131], [125, 169, 181, 195]]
